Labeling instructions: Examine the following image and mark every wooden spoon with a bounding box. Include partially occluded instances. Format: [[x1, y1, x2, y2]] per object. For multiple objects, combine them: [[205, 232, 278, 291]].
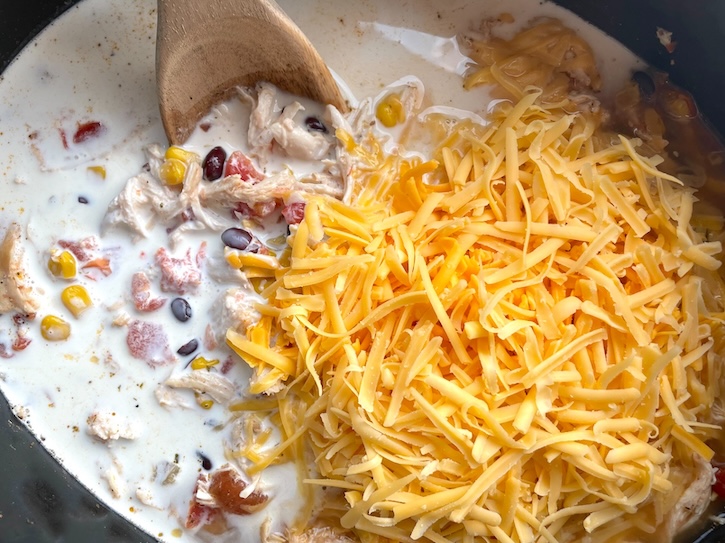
[[156, 0, 348, 145]]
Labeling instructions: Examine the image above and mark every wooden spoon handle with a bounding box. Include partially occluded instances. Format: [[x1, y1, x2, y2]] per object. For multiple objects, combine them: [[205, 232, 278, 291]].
[[157, 0, 347, 144]]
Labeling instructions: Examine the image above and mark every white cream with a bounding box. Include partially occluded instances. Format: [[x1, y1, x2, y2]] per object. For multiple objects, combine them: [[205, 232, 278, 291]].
[[0, 0, 646, 541]]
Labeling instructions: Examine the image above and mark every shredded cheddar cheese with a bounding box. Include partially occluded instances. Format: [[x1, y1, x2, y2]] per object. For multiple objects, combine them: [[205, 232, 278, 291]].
[[227, 88, 725, 543]]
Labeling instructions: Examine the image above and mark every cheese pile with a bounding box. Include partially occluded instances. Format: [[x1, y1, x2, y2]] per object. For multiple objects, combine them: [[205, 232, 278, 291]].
[[226, 88, 725, 543]]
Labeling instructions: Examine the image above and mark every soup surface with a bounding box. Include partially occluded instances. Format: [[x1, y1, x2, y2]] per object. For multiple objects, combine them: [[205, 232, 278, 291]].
[[3, 1, 721, 542]]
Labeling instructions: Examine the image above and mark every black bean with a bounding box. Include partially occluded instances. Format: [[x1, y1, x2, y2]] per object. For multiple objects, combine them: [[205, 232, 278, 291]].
[[177, 338, 199, 356], [170, 297, 192, 322], [305, 116, 328, 133], [632, 71, 655, 100], [197, 451, 212, 471], [202, 146, 227, 181], [221, 227, 254, 251]]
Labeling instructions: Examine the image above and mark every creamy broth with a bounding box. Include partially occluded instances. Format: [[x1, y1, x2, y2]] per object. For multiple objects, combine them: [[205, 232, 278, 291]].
[[0, 0, 657, 541]]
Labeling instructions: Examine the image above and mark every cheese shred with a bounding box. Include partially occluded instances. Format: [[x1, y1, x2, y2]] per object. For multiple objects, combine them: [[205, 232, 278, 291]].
[[226, 83, 725, 542]]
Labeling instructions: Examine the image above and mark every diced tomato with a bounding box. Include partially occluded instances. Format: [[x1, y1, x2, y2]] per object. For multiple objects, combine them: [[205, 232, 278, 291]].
[[204, 324, 218, 351], [59, 237, 99, 262], [224, 151, 262, 182], [155, 247, 202, 295], [208, 467, 267, 515], [82, 257, 112, 277], [184, 475, 230, 535], [73, 121, 106, 144], [126, 320, 175, 367], [12, 314, 28, 326], [186, 499, 219, 529], [131, 272, 166, 312], [220, 356, 234, 375], [58, 128, 69, 150], [196, 241, 207, 268], [713, 468, 725, 498], [232, 200, 277, 221], [180, 207, 196, 222], [282, 202, 306, 225], [12, 336, 31, 352]]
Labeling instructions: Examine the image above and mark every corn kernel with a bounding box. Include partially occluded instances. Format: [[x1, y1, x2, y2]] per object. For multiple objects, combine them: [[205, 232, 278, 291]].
[[41, 315, 71, 341], [165, 146, 199, 163], [198, 398, 214, 409], [87, 165, 107, 179], [376, 94, 405, 128], [191, 357, 219, 370], [61, 285, 92, 317], [48, 250, 77, 279], [159, 158, 187, 186]]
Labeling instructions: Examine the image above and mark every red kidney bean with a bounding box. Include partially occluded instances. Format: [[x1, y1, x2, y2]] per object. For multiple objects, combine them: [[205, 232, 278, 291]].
[[221, 227, 253, 251], [202, 146, 227, 181]]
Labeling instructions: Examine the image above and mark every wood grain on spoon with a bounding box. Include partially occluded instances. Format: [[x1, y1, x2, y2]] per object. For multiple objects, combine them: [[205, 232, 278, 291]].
[[156, 0, 348, 145]]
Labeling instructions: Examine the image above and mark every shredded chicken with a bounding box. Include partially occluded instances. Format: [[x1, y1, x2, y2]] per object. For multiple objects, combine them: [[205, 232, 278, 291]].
[[245, 82, 334, 163], [0, 223, 41, 316], [154, 384, 193, 410], [656, 454, 715, 540], [105, 157, 340, 248], [87, 411, 141, 441], [103, 465, 126, 499], [286, 527, 357, 543], [164, 371, 236, 404], [210, 287, 261, 345]]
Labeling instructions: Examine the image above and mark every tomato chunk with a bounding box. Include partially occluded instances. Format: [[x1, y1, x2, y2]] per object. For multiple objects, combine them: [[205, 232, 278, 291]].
[[224, 150, 262, 182]]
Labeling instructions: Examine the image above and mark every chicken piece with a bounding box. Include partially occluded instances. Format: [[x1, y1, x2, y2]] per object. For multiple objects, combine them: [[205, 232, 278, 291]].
[[247, 82, 333, 163], [293, 173, 344, 199], [102, 171, 181, 240], [154, 384, 192, 410], [136, 487, 162, 509], [102, 465, 127, 499], [205, 256, 251, 286], [210, 287, 261, 345], [164, 371, 236, 404], [203, 168, 295, 210], [229, 414, 265, 455], [654, 453, 715, 540], [105, 158, 294, 248], [0, 223, 41, 316], [286, 527, 357, 543], [87, 411, 140, 441]]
